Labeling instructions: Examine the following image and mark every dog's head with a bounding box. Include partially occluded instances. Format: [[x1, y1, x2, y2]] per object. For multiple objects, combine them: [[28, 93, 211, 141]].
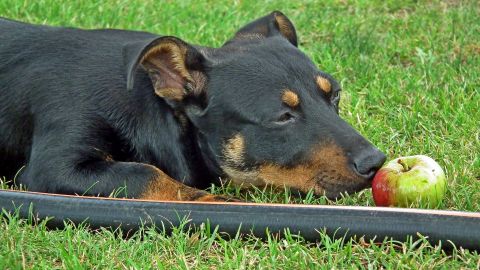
[[126, 11, 386, 198]]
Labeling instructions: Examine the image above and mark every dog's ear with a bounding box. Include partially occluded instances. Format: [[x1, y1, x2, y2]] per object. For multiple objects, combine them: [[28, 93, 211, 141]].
[[125, 36, 208, 107], [225, 11, 297, 47]]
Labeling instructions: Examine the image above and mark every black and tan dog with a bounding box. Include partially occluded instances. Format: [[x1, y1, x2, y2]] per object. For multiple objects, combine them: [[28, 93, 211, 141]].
[[0, 11, 386, 202]]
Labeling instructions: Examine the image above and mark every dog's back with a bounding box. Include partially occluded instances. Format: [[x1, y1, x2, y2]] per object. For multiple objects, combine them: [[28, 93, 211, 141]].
[[0, 18, 156, 180]]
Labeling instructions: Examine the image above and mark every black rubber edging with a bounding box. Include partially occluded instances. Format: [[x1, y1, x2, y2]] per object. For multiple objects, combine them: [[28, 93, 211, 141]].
[[1, 189, 480, 250]]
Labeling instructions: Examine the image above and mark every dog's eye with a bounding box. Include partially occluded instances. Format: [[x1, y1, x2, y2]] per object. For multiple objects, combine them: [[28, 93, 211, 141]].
[[331, 90, 341, 114], [331, 90, 341, 104], [275, 112, 296, 124], [332, 90, 341, 100]]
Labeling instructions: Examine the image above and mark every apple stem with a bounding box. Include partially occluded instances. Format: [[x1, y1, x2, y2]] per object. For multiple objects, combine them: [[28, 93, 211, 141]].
[[397, 159, 409, 171]]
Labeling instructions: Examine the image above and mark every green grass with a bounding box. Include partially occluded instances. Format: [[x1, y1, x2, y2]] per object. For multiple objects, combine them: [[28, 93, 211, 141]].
[[1, 0, 479, 268]]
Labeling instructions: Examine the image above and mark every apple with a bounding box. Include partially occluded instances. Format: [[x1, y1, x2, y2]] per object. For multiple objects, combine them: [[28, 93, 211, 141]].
[[372, 155, 446, 208]]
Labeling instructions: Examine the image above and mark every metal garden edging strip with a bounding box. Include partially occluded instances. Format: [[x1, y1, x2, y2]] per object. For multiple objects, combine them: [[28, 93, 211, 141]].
[[1, 189, 479, 250]]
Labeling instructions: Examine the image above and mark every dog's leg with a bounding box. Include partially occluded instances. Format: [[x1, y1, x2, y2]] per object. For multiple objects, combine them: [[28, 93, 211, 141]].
[[18, 142, 233, 201], [24, 160, 233, 201]]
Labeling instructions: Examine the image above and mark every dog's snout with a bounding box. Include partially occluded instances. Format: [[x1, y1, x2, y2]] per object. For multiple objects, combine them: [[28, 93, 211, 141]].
[[351, 148, 386, 180]]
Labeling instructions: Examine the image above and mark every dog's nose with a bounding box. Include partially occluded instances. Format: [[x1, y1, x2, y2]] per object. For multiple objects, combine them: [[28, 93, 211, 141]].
[[351, 148, 386, 180]]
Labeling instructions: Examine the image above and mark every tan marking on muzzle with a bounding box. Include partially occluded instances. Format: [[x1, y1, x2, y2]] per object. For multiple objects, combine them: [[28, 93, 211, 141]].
[[316, 76, 331, 94], [222, 143, 363, 196], [220, 132, 366, 196], [258, 144, 358, 194], [281, 90, 300, 108]]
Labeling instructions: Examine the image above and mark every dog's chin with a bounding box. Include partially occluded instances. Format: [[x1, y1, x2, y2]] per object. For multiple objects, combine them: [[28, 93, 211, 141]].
[[279, 181, 370, 201], [317, 180, 372, 200]]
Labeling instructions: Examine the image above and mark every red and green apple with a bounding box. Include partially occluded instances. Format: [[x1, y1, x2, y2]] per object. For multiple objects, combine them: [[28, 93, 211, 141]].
[[372, 155, 446, 208]]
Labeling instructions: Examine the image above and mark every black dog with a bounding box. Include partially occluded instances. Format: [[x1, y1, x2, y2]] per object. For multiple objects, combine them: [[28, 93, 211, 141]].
[[0, 11, 386, 201]]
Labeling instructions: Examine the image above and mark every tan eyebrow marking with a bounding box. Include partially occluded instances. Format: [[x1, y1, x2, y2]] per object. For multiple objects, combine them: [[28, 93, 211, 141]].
[[316, 76, 331, 94], [282, 90, 300, 107]]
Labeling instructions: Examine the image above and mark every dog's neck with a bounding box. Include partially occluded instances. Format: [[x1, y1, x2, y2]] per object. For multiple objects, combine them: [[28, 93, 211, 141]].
[[114, 89, 215, 188]]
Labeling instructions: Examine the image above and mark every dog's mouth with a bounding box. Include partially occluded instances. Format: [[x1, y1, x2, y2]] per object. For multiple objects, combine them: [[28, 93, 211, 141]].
[[310, 170, 371, 199], [282, 175, 370, 200], [221, 164, 370, 200], [315, 178, 371, 200]]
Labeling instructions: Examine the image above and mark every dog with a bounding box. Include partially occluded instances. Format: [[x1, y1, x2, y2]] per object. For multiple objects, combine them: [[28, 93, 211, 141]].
[[0, 11, 386, 202]]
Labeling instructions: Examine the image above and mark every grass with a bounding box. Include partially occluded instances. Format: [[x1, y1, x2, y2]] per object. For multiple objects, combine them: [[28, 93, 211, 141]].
[[2, 213, 480, 269], [1, 0, 479, 268]]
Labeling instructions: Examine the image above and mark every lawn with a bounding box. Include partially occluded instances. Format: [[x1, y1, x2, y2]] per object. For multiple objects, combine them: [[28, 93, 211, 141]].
[[1, 0, 479, 268]]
